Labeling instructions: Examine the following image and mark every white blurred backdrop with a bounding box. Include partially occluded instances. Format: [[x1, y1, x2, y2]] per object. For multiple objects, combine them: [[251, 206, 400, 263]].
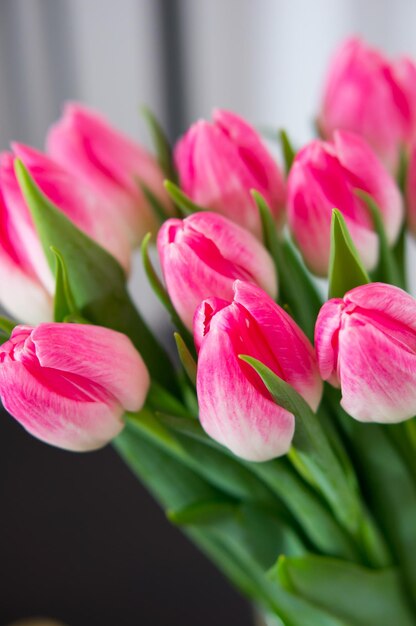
[[0, 0, 415, 329]]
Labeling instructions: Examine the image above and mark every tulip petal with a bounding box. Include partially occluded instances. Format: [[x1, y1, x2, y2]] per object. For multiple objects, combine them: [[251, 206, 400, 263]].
[[11, 143, 131, 271], [319, 37, 407, 171], [175, 110, 286, 237], [185, 212, 277, 298], [47, 102, 171, 243], [334, 130, 404, 244], [233, 281, 323, 410], [31, 323, 150, 411], [339, 318, 416, 423], [158, 232, 238, 330], [0, 245, 52, 324], [314, 298, 344, 386], [345, 283, 416, 333], [197, 320, 295, 462], [0, 360, 124, 451]]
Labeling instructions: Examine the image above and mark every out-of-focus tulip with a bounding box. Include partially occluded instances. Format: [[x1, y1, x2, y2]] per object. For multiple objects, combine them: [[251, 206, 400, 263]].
[[319, 37, 416, 173], [174, 109, 286, 238], [315, 282, 416, 423], [194, 280, 322, 461], [158, 212, 277, 330], [0, 323, 149, 451], [0, 144, 131, 324], [287, 130, 403, 276], [47, 102, 171, 245]]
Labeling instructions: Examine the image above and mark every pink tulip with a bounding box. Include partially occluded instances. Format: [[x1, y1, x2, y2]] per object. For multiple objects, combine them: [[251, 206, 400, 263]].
[[174, 109, 286, 238], [0, 323, 149, 451], [287, 130, 403, 276], [47, 102, 172, 245], [158, 212, 277, 330], [315, 283, 416, 423], [319, 37, 416, 173], [0, 144, 131, 324], [194, 281, 323, 461]]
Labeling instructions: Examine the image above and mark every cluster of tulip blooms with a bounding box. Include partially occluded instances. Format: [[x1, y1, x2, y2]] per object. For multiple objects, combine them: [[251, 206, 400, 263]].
[[1, 37, 416, 625]]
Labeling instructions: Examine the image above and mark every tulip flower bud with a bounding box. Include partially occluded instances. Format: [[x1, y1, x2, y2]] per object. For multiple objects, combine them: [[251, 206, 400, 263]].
[[0, 145, 131, 324], [319, 37, 416, 173], [47, 102, 172, 245], [287, 130, 403, 276], [315, 283, 416, 423], [194, 281, 322, 461], [157, 212, 277, 330], [174, 109, 286, 237], [0, 323, 149, 451]]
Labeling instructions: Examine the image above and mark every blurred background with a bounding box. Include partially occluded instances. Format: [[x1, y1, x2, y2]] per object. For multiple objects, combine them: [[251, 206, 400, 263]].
[[0, 1, 415, 624]]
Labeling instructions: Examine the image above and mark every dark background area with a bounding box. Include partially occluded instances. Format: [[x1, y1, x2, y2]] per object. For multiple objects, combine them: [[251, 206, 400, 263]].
[[0, 408, 252, 625]]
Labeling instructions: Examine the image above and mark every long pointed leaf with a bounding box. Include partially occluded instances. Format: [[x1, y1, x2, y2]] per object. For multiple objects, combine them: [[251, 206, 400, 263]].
[[254, 190, 322, 340], [355, 189, 403, 287], [273, 555, 415, 626], [15, 160, 177, 392], [240, 356, 391, 568], [157, 414, 360, 561], [141, 106, 177, 182], [328, 209, 370, 298], [164, 180, 205, 215]]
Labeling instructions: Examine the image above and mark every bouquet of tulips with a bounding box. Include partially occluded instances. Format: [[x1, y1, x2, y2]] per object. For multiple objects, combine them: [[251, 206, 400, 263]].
[[2, 37, 416, 626]]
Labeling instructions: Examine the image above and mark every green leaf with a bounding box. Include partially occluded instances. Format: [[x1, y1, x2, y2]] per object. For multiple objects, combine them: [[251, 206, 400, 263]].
[[240, 356, 358, 527], [254, 190, 321, 341], [138, 409, 362, 566], [158, 413, 361, 561], [115, 422, 291, 615], [273, 555, 415, 626], [168, 499, 238, 525], [397, 147, 408, 194], [164, 180, 205, 216], [0, 315, 16, 339], [174, 332, 197, 385], [116, 418, 349, 624], [249, 458, 360, 562], [239, 356, 391, 568], [279, 129, 296, 175], [141, 232, 195, 351], [145, 381, 194, 418], [141, 105, 177, 182], [329, 392, 416, 609], [133, 411, 282, 509], [15, 159, 177, 393], [140, 232, 172, 311], [139, 181, 170, 223], [328, 209, 370, 298], [115, 420, 221, 511], [50, 246, 79, 322], [392, 226, 408, 291], [355, 190, 403, 287], [192, 526, 349, 626]]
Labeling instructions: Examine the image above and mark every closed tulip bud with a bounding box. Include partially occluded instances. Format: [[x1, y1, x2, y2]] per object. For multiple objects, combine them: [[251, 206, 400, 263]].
[[0, 323, 149, 451], [0, 145, 131, 324], [315, 283, 416, 423], [194, 281, 322, 461], [47, 102, 172, 245], [174, 109, 286, 237], [157, 212, 277, 330], [287, 130, 403, 276], [319, 37, 416, 173]]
